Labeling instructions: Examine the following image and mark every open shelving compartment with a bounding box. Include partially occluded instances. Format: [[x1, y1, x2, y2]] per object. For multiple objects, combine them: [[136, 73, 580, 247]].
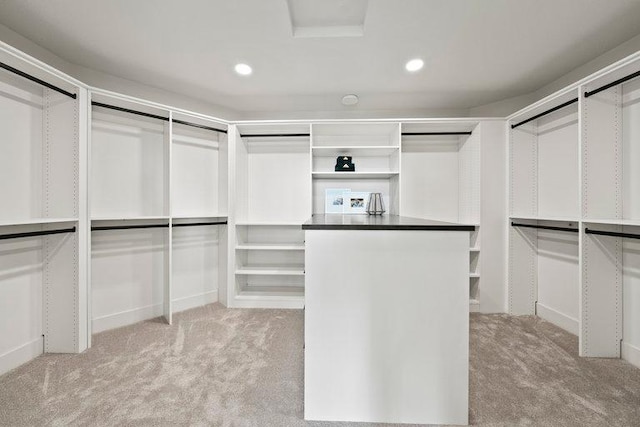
[[508, 89, 581, 335], [311, 122, 400, 215], [0, 50, 85, 375], [171, 113, 228, 314], [401, 122, 481, 310], [90, 93, 172, 332], [229, 123, 311, 308], [581, 59, 640, 358]]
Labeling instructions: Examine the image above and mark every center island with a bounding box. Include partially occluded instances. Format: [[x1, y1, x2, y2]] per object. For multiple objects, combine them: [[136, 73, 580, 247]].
[[303, 214, 475, 425]]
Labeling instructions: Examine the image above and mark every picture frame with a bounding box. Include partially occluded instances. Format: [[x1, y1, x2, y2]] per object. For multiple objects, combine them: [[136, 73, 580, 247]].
[[325, 188, 350, 214], [343, 191, 370, 214]]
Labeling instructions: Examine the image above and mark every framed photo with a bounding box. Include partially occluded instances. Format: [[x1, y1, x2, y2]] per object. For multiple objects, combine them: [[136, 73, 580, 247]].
[[325, 188, 350, 214], [344, 191, 370, 214]]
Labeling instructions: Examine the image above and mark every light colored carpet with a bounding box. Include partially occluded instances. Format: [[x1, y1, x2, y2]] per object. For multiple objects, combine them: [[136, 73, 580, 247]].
[[0, 304, 639, 426]]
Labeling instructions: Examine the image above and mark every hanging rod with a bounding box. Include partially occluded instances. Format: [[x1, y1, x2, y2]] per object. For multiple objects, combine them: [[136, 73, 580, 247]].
[[91, 223, 170, 231], [585, 228, 640, 240], [401, 132, 472, 136], [511, 98, 578, 129], [0, 227, 76, 241], [241, 133, 310, 138], [92, 101, 169, 121], [172, 119, 227, 134], [172, 221, 228, 228], [0, 61, 76, 99], [585, 69, 640, 98], [511, 222, 578, 233], [92, 102, 228, 134]]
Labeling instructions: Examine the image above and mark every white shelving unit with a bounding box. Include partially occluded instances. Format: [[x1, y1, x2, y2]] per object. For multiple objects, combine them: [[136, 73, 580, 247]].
[[90, 94, 229, 333], [312, 122, 400, 215], [0, 50, 87, 375], [508, 90, 581, 337], [170, 113, 228, 316], [90, 96, 171, 332], [580, 60, 640, 359], [227, 124, 310, 308], [400, 123, 483, 311], [508, 55, 640, 364]]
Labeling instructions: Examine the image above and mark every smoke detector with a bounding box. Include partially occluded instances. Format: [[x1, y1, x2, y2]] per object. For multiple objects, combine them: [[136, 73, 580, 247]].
[[342, 94, 359, 106]]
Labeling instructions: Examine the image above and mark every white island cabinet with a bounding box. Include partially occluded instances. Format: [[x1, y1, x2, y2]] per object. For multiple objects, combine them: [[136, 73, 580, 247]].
[[303, 214, 473, 425]]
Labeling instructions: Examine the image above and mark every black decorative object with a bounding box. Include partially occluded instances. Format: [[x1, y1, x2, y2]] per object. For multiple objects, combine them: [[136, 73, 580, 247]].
[[335, 156, 355, 172]]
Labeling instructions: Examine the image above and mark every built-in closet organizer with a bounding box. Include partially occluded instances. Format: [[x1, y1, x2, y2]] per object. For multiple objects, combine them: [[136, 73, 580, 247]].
[[508, 56, 640, 363], [581, 62, 640, 359], [400, 123, 482, 310], [508, 90, 580, 335], [90, 94, 228, 333], [0, 53, 87, 375], [227, 124, 310, 309], [224, 120, 504, 312]]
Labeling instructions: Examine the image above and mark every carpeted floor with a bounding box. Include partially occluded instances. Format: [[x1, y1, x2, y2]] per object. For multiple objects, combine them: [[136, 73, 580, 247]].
[[0, 304, 639, 426]]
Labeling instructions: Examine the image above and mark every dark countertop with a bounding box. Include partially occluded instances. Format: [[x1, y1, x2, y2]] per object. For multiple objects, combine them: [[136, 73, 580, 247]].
[[302, 214, 476, 231]]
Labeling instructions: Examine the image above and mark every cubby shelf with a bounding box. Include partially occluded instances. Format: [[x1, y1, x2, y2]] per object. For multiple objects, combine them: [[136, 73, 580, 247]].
[[235, 266, 305, 275], [470, 247, 480, 252], [470, 273, 480, 279], [312, 171, 399, 179], [236, 288, 305, 302], [236, 243, 305, 251], [237, 286, 304, 296], [312, 146, 400, 156]]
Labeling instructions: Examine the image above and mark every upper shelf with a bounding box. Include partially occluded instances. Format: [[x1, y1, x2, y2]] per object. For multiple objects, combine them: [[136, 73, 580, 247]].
[[583, 218, 640, 227], [312, 171, 399, 179], [510, 215, 580, 222], [0, 218, 78, 227], [312, 146, 399, 157]]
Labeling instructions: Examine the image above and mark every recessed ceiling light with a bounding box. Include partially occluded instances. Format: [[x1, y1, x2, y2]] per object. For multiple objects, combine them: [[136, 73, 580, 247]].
[[235, 63, 252, 76], [342, 94, 359, 106], [405, 59, 424, 72]]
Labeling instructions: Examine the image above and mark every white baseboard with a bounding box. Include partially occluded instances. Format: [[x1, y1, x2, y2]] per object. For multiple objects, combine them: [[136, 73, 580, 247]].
[[536, 302, 579, 335], [0, 337, 43, 376], [622, 341, 640, 369], [172, 290, 218, 313], [92, 304, 163, 334]]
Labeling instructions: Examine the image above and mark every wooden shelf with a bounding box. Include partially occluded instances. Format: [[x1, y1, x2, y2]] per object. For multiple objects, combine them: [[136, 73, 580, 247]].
[[312, 171, 399, 179], [236, 243, 305, 251], [235, 265, 305, 276]]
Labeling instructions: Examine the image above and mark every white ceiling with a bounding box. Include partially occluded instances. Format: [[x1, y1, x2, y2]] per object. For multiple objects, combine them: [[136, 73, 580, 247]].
[[1, 0, 640, 117]]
